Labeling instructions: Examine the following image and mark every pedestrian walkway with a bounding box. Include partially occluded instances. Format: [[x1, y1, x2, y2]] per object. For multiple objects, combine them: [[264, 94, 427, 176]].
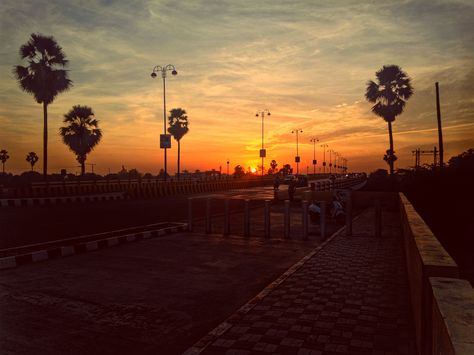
[[192, 209, 417, 355]]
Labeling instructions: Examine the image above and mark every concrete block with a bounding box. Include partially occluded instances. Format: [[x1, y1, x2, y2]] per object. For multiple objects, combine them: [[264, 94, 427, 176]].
[[61, 246, 75, 257], [31, 250, 48, 262], [86, 241, 98, 251], [107, 237, 118, 247], [0, 256, 17, 269]]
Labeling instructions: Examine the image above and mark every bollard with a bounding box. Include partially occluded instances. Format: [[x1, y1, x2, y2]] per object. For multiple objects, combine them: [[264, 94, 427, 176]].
[[188, 198, 193, 232], [284, 200, 290, 239], [302, 200, 309, 240], [345, 191, 352, 237], [320, 200, 326, 240], [244, 199, 250, 237], [264, 200, 271, 238], [224, 199, 230, 236], [375, 198, 382, 238], [205, 198, 212, 234]]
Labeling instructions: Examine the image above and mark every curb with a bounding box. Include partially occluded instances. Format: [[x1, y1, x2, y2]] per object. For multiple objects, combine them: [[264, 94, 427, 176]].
[[0, 223, 188, 270], [183, 215, 362, 355], [0, 192, 126, 208]]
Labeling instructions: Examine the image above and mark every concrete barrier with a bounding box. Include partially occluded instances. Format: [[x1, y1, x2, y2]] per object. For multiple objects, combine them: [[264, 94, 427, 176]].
[[429, 277, 474, 355], [399, 193, 460, 355]]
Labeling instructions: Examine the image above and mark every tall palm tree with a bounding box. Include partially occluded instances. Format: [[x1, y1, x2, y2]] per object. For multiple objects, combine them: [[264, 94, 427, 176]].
[[365, 65, 413, 175], [26, 152, 39, 171], [59, 105, 102, 175], [167, 108, 189, 180], [13, 33, 72, 179], [0, 150, 10, 174]]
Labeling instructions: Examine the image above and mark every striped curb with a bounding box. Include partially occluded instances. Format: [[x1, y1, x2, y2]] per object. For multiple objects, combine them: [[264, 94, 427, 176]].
[[0, 223, 188, 270], [183, 215, 363, 355], [0, 192, 126, 208]]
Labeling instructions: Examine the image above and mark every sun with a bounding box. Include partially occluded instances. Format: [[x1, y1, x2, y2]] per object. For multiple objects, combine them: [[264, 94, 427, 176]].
[[250, 167, 257, 174]]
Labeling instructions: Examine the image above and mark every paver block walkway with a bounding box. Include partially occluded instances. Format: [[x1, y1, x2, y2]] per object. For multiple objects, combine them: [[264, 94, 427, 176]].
[[197, 210, 416, 355]]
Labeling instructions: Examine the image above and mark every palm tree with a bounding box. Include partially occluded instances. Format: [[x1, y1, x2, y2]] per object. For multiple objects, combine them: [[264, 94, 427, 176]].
[[13, 33, 72, 179], [59, 105, 102, 175], [167, 108, 189, 180], [26, 152, 39, 171], [0, 150, 10, 173], [365, 65, 413, 175]]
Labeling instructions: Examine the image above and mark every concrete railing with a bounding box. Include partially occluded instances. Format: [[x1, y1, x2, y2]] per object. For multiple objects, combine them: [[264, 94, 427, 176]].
[[429, 277, 474, 355], [399, 193, 474, 355]]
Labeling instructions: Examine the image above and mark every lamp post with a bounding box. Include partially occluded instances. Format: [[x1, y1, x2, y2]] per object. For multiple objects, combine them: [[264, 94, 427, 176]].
[[291, 129, 303, 174], [226, 158, 230, 177], [328, 149, 333, 174], [310, 137, 319, 175], [256, 109, 270, 177], [321, 144, 328, 174], [151, 64, 178, 181]]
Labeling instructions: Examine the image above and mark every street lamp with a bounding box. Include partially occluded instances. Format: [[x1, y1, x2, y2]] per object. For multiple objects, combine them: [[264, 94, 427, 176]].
[[151, 64, 178, 181], [328, 149, 334, 174], [291, 129, 303, 174], [226, 158, 230, 177], [310, 137, 319, 175], [320, 144, 328, 174], [256, 109, 270, 177]]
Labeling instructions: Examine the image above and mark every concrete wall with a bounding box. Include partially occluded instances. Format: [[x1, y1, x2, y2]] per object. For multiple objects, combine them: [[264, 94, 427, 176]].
[[399, 193, 461, 355], [430, 278, 474, 355]]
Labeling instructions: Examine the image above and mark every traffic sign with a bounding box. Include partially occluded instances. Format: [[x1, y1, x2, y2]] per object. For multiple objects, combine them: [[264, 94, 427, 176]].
[[160, 134, 171, 149]]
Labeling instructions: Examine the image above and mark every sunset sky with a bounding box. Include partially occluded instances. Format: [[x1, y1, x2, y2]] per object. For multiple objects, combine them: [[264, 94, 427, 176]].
[[1, 0, 473, 175]]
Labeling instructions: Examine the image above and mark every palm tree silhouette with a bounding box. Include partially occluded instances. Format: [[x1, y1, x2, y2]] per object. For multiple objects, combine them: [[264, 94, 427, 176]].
[[13, 33, 72, 179], [26, 152, 39, 171], [167, 108, 189, 180], [0, 150, 10, 174], [365, 65, 413, 175], [59, 105, 102, 176]]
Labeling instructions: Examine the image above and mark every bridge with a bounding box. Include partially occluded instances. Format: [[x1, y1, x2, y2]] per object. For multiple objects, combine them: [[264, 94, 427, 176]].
[[0, 179, 472, 354]]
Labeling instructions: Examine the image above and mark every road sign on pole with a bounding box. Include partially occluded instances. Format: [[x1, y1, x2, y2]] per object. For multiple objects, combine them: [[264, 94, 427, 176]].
[[160, 134, 171, 149]]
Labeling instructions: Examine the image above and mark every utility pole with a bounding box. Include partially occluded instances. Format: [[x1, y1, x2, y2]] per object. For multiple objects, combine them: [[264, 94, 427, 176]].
[[435, 82, 444, 169]]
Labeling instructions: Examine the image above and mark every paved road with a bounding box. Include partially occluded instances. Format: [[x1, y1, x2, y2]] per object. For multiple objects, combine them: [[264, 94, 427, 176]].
[[0, 232, 320, 355]]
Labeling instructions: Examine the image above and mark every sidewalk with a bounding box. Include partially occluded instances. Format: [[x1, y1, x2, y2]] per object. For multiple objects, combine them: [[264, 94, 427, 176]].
[[192, 209, 416, 355]]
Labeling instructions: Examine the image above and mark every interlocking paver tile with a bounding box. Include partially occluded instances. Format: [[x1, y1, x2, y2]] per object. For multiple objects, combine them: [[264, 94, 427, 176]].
[[199, 209, 416, 355]]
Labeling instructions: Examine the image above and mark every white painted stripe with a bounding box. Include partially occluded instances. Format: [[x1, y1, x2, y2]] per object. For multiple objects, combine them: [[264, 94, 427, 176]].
[[31, 250, 48, 262], [61, 246, 75, 257], [0, 256, 17, 269]]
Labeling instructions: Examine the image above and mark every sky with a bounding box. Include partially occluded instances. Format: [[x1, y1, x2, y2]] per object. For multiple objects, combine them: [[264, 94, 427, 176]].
[[1, 0, 473, 175]]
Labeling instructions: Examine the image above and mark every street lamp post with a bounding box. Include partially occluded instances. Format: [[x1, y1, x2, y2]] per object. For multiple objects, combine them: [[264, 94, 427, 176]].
[[329, 149, 333, 174], [310, 137, 319, 175], [226, 158, 230, 177], [291, 129, 303, 174], [320, 144, 328, 174], [256, 109, 270, 177], [151, 64, 178, 181]]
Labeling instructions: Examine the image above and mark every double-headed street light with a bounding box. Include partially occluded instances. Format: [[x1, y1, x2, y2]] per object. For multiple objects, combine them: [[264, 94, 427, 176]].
[[291, 129, 303, 174], [151, 64, 178, 181], [320, 144, 328, 174], [256, 109, 271, 177], [310, 137, 319, 175]]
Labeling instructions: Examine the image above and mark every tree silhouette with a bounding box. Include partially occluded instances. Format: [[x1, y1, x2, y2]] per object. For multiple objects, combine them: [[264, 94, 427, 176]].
[[233, 165, 245, 178], [59, 105, 102, 175], [366, 65, 413, 175], [26, 152, 39, 171], [0, 150, 10, 173], [13, 33, 72, 178], [167, 108, 189, 180], [269, 159, 278, 174]]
